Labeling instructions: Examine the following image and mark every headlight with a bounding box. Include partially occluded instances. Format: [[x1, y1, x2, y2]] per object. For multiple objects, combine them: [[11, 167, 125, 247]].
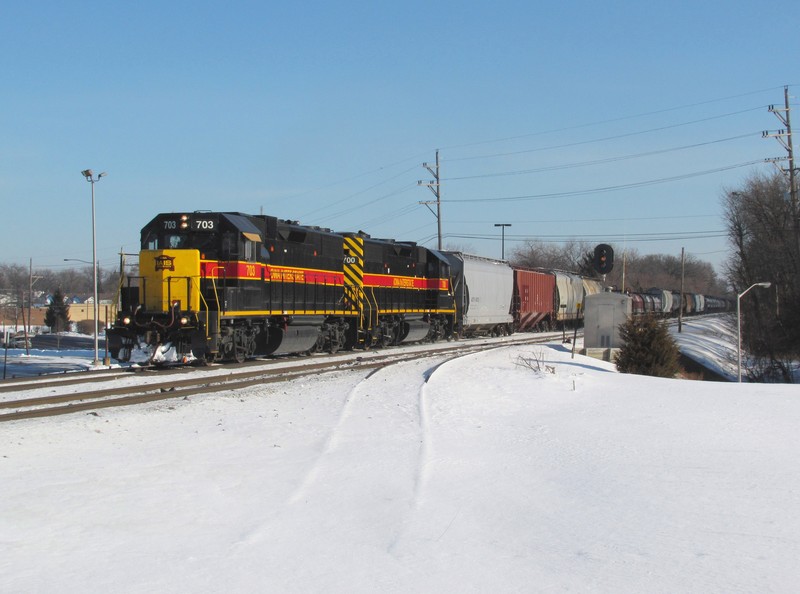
[[122, 316, 132, 325], [180, 316, 189, 325]]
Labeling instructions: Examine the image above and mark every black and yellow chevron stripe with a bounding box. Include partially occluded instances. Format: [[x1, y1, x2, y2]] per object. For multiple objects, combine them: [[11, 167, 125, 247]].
[[343, 236, 364, 291]]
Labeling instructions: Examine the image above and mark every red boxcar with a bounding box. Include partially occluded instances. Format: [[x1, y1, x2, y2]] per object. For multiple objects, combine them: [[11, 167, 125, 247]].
[[512, 268, 556, 331]]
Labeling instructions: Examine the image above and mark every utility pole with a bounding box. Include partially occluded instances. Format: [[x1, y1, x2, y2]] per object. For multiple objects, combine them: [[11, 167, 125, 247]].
[[621, 250, 626, 293], [678, 247, 685, 333], [764, 86, 799, 252], [19, 291, 29, 356], [418, 149, 442, 250], [28, 258, 33, 336], [27, 258, 41, 338]]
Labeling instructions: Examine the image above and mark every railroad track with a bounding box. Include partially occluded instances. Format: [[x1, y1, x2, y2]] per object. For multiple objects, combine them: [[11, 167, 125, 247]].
[[0, 333, 562, 422]]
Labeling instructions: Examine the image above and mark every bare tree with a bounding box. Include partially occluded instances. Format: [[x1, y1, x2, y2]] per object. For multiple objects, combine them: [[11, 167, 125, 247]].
[[511, 239, 593, 272], [510, 242, 725, 295], [0, 263, 121, 307], [0, 264, 28, 296], [723, 172, 799, 382]]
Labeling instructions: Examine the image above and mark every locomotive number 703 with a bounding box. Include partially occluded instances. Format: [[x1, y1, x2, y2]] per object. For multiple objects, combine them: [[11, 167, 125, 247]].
[[193, 219, 215, 230]]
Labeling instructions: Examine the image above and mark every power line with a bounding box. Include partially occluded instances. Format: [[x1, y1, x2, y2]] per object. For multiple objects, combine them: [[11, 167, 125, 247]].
[[297, 167, 419, 221], [280, 86, 796, 223], [355, 203, 421, 230], [442, 159, 767, 203], [444, 107, 766, 163], [443, 133, 759, 181], [286, 153, 428, 203], [445, 231, 728, 243], [438, 86, 788, 153], [448, 214, 719, 224]]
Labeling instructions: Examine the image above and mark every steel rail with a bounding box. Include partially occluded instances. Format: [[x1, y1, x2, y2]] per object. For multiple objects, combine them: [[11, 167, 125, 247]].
[[1, 335, 557, 422]]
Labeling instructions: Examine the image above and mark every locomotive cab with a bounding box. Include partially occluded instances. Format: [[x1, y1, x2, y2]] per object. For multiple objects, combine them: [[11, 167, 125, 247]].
[[109, 212, 273, 363]]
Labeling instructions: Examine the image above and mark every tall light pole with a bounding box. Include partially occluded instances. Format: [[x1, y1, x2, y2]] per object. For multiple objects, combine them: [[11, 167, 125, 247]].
[[494, 223, 511, 260], [737, 281, 771, 383], [81, 169, 107, 366]]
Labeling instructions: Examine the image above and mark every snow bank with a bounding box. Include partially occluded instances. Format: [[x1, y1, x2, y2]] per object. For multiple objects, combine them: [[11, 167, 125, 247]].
[[2, 342, 798, 592]]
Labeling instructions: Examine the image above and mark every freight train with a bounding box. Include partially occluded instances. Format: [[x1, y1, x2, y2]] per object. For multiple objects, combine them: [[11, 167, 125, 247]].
[[107, 211, 728, 364], [108, 212, 455, 364]]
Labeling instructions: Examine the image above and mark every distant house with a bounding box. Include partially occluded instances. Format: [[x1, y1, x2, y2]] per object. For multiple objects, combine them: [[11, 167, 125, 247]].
[[45, 293, 75, 306], [61, 301, 117, 324]]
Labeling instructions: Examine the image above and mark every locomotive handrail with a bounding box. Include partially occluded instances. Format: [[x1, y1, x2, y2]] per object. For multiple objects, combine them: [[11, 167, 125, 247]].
[[196, 280, 212, 341], [365, 286, 379, 330], [207, 266, 225, 342], [115, 269, 126, 311], [118, 274, 146, 309]]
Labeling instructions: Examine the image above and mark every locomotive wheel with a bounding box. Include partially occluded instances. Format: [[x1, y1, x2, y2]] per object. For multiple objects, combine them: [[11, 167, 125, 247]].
[[233, 328, 250, 363], [327, 323, 347, 354], [234, 345, 246, 364], [379, 328, 393, 348], [329, 331, 347, 354]]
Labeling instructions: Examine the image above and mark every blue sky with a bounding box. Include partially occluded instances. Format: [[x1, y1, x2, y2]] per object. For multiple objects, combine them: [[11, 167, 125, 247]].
[[1, 0, 797, 278]]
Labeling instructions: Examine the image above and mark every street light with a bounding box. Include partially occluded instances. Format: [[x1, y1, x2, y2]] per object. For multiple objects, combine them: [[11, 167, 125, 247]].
[[736, 281, 771, 383], [81, 169, 107, 366], [494, 223, 511, 260]]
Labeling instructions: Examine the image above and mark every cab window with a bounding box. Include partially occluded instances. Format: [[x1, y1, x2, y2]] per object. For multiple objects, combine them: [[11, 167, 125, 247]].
[[167, 235, 185, 249], [244, 240, 255, 261]]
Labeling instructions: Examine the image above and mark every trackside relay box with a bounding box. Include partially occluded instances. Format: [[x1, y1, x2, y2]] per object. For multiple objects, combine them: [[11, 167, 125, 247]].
[[583, 292, 631, 349]]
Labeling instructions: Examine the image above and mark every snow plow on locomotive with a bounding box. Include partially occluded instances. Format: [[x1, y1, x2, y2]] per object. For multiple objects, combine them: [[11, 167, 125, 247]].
[[107, 212, 456, 364]]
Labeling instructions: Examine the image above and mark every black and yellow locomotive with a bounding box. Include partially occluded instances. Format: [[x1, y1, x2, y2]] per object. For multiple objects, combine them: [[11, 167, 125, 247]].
[[107, 212, 455, 364]]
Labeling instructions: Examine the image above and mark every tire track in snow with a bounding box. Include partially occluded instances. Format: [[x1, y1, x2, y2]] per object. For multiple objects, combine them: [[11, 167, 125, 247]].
[[387, 357, 458, 554], [284, 356, 448, 550], [287, 366, 381, 505], [387, 349, 513, 555], [285, 356, 439, 506], [230, 346, 536, 555], [239, 354, 463, 555]]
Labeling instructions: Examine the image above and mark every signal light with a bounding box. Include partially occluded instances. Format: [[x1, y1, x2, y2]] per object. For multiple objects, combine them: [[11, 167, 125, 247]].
[[593, 244, 614, 275]]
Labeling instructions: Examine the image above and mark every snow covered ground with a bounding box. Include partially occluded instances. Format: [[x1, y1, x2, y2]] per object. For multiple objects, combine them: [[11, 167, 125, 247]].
[[2, 320, 799, 592], [670, 315, 740, 381]]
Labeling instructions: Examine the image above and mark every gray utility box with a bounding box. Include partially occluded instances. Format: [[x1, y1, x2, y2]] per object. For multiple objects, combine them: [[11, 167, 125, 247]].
[[583, 292, 631, 349]]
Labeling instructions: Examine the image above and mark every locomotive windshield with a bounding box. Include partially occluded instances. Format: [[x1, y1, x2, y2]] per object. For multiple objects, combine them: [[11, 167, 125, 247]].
[[139, 212, 264, 261], [141, 213, 221, 251], [141, 230, 188, 250]]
